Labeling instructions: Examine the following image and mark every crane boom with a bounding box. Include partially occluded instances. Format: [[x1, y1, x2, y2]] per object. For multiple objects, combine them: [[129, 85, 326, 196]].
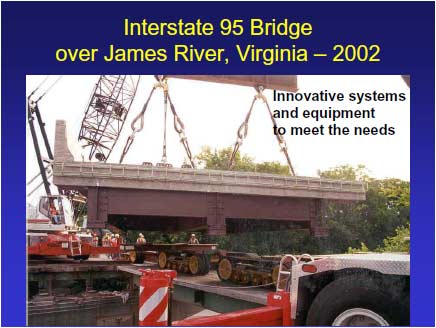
[[27, 99, 53, 196]]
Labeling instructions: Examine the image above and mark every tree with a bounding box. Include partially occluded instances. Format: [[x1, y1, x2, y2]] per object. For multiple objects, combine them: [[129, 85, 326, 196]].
[[318, 164, 370, 182], [319, 165, 410, 252], [377, 225, 410, 253], [195, 146, 290, 175]]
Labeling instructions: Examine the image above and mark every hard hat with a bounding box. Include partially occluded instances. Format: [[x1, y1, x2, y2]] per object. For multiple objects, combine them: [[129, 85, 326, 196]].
[[139, 233, 144, 237], [115, 234, 119, 238], [191, 233, 196, 237]]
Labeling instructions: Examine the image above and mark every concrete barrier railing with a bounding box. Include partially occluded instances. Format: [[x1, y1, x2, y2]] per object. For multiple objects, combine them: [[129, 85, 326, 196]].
[[53, 162, 365, 194]]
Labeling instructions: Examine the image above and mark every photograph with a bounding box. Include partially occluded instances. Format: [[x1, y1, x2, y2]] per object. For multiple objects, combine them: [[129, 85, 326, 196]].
[[26, 75, 410, 326]]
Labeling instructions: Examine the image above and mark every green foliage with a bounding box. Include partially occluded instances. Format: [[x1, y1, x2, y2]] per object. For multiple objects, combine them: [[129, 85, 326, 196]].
[[318, 164, 371, 182], [207, 230, 321, 255], [377, 225, 410, 253], [195, 146, 290, 175], [347, 242, 369, 254], [320, 165, 410, 253]]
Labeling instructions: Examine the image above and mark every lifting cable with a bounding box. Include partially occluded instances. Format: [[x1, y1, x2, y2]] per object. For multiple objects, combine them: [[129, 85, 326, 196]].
[[28, 76, 49, 99], [119, 76, 195, 168], [28, 76, 63, 104], [35, 76, 63, 103], [162, 84, 168, 163], [229, 86, 296, 176], [119, 80, 157, 163]]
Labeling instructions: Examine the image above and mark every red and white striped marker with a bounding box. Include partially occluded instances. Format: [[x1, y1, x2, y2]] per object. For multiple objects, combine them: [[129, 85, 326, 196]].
[[139, 269, 177, 326]]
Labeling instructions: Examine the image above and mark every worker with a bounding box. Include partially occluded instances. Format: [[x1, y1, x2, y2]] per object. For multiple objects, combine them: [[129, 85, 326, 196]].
[[136, 233, 146, 245], [49, 204, 60, 224], [102, 233, 110, 247], [111, 234, 121, 247], [188, 233, 199, 245], [92, 233, 99, 247], [116, 233, 123, 245], [111, 234, 120, 259]]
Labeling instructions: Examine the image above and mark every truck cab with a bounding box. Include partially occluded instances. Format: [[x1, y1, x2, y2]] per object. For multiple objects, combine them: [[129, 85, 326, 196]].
[[278, 253, 410, 326]]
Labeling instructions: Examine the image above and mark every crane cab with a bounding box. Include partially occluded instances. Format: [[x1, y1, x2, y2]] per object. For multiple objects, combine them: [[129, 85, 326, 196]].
[[34, 195, 75, 228]]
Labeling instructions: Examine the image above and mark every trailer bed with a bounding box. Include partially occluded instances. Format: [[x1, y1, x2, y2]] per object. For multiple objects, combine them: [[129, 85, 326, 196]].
[[117, 264, 269, 305]]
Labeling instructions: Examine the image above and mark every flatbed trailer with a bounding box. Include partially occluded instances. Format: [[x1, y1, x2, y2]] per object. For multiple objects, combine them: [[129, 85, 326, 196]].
[[121, 243, 219, 275], [122, 243, 284, 283], [137, 252, 410, 326]]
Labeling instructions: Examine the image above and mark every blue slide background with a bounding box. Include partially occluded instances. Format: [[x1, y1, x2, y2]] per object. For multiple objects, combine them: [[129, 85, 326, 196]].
[[1, 2, 434, 326]]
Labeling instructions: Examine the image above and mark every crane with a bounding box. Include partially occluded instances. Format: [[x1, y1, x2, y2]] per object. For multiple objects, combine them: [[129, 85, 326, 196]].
[[26, 76, 119, 260]]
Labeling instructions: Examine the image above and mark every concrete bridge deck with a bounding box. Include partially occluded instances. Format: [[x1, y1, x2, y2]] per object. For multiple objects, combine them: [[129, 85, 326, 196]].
[[53, 162, 365, 201], [53, 121, 365, 236]]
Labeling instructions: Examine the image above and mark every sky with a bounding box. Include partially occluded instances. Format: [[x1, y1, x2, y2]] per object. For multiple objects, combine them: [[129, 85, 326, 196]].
[[26, 75, 410, 202]]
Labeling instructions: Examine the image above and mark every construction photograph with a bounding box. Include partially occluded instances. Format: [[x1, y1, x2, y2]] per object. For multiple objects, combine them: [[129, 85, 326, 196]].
[[26, 75, 410, 326]]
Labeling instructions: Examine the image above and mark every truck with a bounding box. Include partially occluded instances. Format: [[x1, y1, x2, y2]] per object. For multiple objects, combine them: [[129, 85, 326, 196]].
[[170, 252, 410, 326]]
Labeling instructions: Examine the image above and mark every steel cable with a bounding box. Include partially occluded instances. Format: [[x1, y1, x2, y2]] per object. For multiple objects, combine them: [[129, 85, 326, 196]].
[[228, 87, 296, 176]]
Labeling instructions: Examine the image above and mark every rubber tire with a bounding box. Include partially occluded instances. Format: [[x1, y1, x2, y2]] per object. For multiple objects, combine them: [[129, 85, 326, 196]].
[[199, 255, 210, 275], [188, 255, 202, 275], [306, 274, 409, 326], [157, 252, 167, 269], [128, 251, 137, 263], [197, 256, 205, 275], [217, 258, 233, 281]]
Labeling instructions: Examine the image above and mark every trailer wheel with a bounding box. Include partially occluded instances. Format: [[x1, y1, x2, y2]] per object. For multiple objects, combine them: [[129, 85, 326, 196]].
[[271, 265, 280, 286], [188, 255, 202, 275], [306, 275, 408, 326], [217, 258, 233, 281], [251, 274, 262, 286], [197, 256, 206, 275], [158, 252, 167, 269], [240, 272, 251, 284], [128, 251, 135, 263], [131, 251, 144, 264], [200, 255, 210, 275]]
